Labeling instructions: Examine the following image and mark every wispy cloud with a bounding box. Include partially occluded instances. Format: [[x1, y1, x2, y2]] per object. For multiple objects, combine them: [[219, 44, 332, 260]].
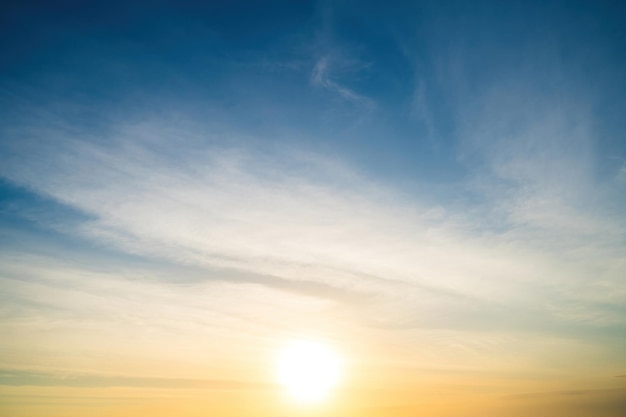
[[311, 55, 375, 109], [307, 3, 376, 110], [0, 369, 270, 390], [503, 387, 626, 417], [0, 109, 624, 348]]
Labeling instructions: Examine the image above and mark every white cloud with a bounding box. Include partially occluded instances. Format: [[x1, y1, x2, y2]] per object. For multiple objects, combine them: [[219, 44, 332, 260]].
[[1, 114, 624, 343]]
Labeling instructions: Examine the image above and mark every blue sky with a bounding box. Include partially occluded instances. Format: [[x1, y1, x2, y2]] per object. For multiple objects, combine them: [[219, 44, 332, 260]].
[[1, 1, 626, 416]]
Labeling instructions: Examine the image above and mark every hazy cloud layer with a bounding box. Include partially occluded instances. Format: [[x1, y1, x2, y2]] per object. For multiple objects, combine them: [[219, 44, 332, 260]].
[[0, 109, 624, 342]]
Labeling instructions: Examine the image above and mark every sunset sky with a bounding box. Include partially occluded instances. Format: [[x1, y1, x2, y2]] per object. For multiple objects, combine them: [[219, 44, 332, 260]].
[[1, 1, 626, 416]]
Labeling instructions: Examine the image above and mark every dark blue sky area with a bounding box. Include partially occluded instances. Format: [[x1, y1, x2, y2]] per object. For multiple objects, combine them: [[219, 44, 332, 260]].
[[1, 0, 625, 185]]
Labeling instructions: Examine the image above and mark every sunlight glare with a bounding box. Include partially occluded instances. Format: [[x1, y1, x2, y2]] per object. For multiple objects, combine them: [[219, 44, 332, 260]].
[[277, 339, 342, 403]]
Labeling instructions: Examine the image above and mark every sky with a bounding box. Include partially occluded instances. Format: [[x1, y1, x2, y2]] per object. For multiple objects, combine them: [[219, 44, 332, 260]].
[[1, 1, 625, 416]]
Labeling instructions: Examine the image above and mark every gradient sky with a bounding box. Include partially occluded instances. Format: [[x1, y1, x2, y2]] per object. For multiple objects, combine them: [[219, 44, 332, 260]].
[[1, 1, 626, 416]]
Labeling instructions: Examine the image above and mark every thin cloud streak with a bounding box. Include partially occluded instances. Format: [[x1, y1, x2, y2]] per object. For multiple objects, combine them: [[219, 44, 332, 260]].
[[0, 369, 270, 390], [311, 56, 375, 109]]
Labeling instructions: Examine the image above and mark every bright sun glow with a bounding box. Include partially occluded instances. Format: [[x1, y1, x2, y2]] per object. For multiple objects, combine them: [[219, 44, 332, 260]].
[[277, 339, 342, 403]]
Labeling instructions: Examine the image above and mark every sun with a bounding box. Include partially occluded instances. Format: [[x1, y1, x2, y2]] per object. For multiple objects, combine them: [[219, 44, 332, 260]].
[[276, 339, 342, 403]]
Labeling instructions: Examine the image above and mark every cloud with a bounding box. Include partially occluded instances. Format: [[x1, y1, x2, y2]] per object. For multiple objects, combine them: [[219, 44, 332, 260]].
[[503, 388, 626, 417], [0, 369, 269, 390], [311, 55, 375, 109], [0, 108, 624, 346], [307, 5, 376, 110]]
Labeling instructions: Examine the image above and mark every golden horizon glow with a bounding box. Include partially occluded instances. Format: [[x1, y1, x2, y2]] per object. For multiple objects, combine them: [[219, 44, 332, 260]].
[[276, 339, 342, 403]]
